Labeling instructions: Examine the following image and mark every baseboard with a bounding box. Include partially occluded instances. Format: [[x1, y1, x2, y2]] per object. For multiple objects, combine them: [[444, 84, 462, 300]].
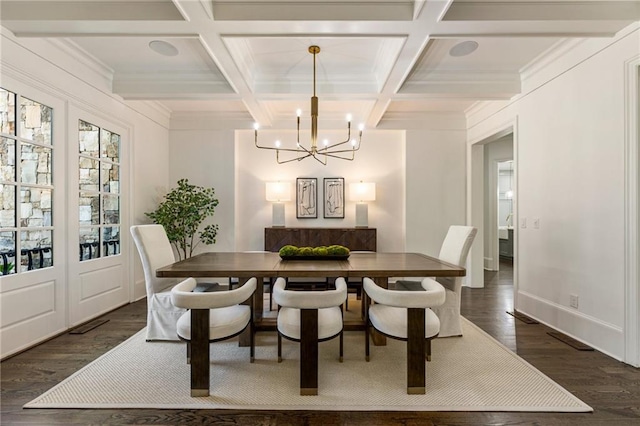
[[517, 290, 624, 361], [484, 257, 496, 270]]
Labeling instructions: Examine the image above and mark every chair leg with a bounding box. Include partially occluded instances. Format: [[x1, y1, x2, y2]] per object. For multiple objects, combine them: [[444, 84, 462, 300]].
[[300, 309, 318, 395], [278, 332, 282, 362], [426, 337, 432, 362], [190, 309, 210, 397], [365, 323, 370, 362], [250, 321, 255, 363], [407, 308, 426, 395], [269, 279, 274, 311], [339, 330, 344, 362], [364, 294, 370, 362], [186, 341, 191, 364]]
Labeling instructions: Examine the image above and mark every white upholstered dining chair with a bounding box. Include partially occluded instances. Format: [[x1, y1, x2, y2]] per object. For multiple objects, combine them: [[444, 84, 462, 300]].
[[272, 276, 347, 395], [363, 277, 445, 394], [130, 224, 185, 341], [171, 276, 257, 396], [395, 225, 477, 337]]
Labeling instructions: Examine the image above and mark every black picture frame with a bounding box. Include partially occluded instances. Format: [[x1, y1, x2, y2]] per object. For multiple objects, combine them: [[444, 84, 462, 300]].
[[323, 177, 345, 219], [296, 177, 317, 218]]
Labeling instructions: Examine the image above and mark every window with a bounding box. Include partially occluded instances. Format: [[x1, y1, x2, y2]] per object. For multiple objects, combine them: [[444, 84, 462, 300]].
[[0, 88, 54, 275], [78, 120, 120, 261]]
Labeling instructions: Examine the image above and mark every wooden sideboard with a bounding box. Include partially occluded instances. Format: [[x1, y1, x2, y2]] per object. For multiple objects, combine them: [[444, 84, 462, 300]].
[[264, 227, 377, 252]]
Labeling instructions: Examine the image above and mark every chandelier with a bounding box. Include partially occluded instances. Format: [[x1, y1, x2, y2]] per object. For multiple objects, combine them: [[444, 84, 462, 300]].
[[254, 45, 363, 165]]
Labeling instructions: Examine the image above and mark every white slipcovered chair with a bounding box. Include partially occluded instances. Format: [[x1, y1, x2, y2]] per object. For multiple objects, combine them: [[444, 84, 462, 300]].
[[363, 277, 445, 394], [272, 276, 347, 395], [130, 224, 185, 341], [395, 225, 477, 337], [171, 277, 257, 396]]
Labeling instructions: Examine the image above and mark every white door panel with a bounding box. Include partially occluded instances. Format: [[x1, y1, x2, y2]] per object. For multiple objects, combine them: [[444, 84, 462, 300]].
[[0, 82, 66, 359], [66, 106, 129, 326]]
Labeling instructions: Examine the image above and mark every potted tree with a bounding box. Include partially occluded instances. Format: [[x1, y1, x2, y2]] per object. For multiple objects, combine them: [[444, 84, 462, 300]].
[[146, 178, 219, 260]]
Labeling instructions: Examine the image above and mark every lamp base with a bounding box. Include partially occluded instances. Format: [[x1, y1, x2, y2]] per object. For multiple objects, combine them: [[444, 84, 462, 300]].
[[272, 203, 285, 227], [355, 203, 368, 228]]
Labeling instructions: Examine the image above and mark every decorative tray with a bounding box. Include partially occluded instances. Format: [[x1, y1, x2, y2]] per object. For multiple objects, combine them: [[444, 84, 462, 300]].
[[279, 255, 350, 261]]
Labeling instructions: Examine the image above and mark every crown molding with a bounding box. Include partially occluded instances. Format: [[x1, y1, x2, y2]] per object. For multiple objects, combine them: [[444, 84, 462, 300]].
[[46, 38, 114, 82], [377, 110, 466, 130], [519, 38, 585, 82]]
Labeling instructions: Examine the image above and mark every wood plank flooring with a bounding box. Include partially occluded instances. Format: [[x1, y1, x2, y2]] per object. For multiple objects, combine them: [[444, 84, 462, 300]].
[[2, 261, 640, 425]]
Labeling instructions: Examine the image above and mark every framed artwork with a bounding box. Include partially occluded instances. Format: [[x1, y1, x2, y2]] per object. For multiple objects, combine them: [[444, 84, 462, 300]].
[[296, 177, 317, 218], [323, 177, 345, 219]]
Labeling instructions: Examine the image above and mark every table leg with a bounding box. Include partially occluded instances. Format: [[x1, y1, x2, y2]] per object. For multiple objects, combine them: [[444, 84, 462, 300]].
[[254, 276, 264, 321], [371, 276, 388, 346], [191, 308, 210, 396]]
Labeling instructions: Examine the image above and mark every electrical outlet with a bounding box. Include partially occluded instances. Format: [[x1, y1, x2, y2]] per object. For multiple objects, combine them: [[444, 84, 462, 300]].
[[533, 218, 540, 229], [520, 218, 527, 229], [570, 294, 579, 309]]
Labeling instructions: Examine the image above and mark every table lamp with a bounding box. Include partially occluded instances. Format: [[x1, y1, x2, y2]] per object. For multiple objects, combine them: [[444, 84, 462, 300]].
[[349, 181, 376, 228], [266, 181, 292, 227]]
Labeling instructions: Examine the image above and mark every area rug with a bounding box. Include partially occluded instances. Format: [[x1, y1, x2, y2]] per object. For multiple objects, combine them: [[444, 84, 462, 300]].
[[24, 318, 592, 412]]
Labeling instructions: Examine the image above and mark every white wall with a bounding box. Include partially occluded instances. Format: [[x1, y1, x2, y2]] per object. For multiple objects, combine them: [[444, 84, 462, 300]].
[[404, 129, 467, 257], [167, 129, 236, 253], [467, 24, 640, 360], [378, 114, 468, 259]]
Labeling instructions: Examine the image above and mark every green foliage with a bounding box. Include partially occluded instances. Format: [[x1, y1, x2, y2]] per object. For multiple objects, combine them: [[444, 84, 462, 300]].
[[278, 245, 298, 256], [145, 178, 219, 260], [278, 245, 349, 257], [2, 261, 15, 275], [327, 245, 350, 256]]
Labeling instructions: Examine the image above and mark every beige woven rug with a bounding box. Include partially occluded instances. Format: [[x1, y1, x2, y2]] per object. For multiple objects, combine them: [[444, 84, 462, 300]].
[[24, 318, 591, 412]]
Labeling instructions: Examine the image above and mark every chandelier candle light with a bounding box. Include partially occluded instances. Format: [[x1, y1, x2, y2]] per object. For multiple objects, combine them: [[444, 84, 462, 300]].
[[254, 46, 364, 165]]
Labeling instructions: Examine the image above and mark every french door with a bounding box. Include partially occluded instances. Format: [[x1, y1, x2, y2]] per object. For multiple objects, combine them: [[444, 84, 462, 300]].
[[66, 106, 129, 326], [0, 83, 66, 357]]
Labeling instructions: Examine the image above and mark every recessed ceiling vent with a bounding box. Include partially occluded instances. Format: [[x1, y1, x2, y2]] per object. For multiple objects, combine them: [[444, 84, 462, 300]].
[[449, 41, 478, 57], [149, 40, 179, 57]]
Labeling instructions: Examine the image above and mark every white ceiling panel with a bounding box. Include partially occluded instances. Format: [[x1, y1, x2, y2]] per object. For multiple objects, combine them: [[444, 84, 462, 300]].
[[212, 0, 415, 21], [70, 36, 234, 98], [222, 36, 405, 95], [0, 0, 185, 21], [400, 37, 560, 98]]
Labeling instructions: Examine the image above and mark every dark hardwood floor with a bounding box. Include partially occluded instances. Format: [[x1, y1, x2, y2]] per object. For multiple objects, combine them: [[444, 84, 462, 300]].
[[2, 260, 640, 425]]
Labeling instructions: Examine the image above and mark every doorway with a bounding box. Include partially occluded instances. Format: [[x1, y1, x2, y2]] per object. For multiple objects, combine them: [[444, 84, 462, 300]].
[[497, 160, 514, 268], [468, 128, 515, 293]]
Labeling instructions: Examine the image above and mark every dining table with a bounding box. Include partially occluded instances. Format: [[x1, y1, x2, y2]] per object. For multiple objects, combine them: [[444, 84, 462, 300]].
[[156, 251, 466, 396]]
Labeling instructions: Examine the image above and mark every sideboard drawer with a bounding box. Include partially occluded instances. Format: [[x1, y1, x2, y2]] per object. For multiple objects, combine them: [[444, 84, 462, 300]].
[[264, 227, 377, 252]]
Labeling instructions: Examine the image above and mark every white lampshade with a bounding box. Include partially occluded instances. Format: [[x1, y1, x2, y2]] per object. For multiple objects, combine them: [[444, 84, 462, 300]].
[[349, 182, 376, 202], [265, 181, 292, 202], [349, 182, 376, 228]]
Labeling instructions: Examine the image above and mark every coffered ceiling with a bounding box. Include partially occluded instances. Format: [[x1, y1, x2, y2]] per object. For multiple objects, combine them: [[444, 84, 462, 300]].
[[1, 1, 638, 129]]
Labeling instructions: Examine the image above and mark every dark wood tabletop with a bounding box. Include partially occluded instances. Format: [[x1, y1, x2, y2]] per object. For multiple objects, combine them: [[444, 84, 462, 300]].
[[156, 251, 465, 279], [344, 252, 465, 278], [156, 251, 282, 278]]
